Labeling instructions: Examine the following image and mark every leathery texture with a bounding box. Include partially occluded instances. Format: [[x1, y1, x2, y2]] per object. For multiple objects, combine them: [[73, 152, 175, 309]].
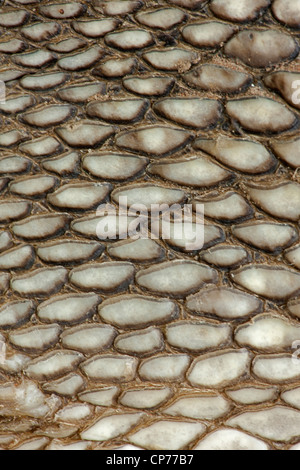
[[0, 0, 299, 451]]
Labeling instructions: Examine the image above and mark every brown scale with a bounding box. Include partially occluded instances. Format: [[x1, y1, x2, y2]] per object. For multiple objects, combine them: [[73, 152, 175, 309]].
[[0, 0, 299, 451]]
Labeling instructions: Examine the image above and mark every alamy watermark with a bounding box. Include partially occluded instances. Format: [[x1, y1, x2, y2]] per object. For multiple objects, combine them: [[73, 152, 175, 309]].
[[292, 80, 300, 105], [96, 197, 205, 251]]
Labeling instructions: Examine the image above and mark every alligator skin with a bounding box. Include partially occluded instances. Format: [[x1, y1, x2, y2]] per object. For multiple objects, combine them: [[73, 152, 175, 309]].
[[0, 0, 299, 451]]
